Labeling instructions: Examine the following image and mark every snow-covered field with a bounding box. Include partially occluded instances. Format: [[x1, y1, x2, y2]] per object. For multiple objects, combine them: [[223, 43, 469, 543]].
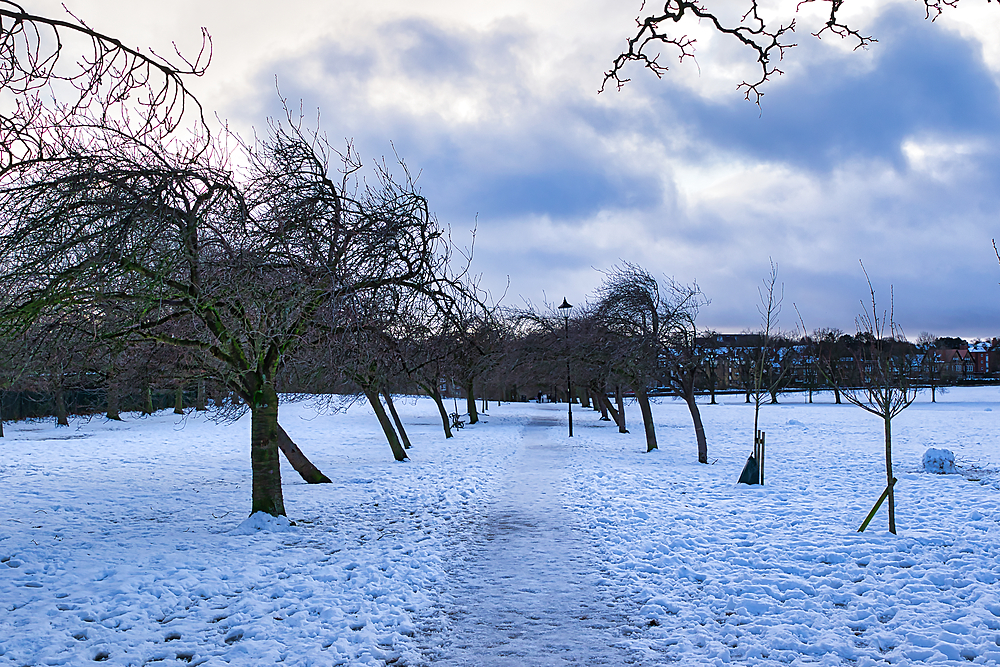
[[3, 387, 1000, 666]]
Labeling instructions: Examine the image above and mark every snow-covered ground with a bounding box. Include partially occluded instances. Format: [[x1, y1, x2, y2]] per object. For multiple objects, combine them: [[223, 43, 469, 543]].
[[3, 387, 1000, 666]]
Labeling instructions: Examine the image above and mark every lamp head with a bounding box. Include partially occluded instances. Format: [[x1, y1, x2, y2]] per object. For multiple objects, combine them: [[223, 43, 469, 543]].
[[558, 298, 572, 311]]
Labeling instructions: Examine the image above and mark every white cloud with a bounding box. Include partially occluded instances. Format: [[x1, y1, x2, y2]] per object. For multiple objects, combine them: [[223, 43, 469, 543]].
[[901, 135, 984, 180]]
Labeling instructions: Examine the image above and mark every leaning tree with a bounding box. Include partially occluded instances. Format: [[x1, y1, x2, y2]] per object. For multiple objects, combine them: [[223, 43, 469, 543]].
[[0, 112, 454, 517], [593, 263, 706, 457]]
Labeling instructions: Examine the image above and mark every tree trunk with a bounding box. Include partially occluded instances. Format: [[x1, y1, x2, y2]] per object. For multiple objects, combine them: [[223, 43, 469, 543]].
[[276, 424, 331, 483], [635, 385, 657, 452], [931, 385, 936, 403], [615, 385, 628, 433], [174, 386, 184, 414], [383, 391, 412, 449], [250, 384, 285, 516], [686, 392, 709, 464], [365, 387, 408, 461], [106, 382, 122, 421], [599, 392, 618, 424], [885, 415, 896, 534], [55, 386, 68, 426], [421, 381, 453, 439], [0, 392, 4, 437], [580, 389, 591, 409], [597, 389, 610, 420], [833, 385, 842, 404], [466, 380, 478, 424], [769, 388, 779, 404], [142, 385, 154, 415], [196, 378, 207, 411]]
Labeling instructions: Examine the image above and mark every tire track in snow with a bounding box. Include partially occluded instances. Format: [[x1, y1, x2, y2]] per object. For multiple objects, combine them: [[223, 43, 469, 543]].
[[418, 410, 644, 666]]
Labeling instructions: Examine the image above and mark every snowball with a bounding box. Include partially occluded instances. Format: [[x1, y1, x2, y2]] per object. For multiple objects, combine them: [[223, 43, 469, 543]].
[[922, 448, 957, 474]]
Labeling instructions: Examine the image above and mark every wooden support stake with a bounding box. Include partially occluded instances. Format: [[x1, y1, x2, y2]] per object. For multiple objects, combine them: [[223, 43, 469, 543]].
[[758, 431, 765, 486], [857, 477, 898, 533]]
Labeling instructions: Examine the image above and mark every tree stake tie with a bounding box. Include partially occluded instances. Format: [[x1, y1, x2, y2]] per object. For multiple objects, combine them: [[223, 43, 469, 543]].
[[858, 477, 897, 532]]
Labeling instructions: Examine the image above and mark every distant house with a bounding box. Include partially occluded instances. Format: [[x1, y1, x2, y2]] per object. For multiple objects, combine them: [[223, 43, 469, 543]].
[[968, 341, 998, 377], [927, 347, 976, 381]]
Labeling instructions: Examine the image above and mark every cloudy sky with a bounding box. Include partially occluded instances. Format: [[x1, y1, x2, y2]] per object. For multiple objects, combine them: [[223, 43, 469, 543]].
[[41, 0, 1000, 338]]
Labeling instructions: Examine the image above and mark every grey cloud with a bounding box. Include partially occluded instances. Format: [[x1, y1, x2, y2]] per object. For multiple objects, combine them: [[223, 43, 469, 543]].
[[221, 10, 1000, 337]]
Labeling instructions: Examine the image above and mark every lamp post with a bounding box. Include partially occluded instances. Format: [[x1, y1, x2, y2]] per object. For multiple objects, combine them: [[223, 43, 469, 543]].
[[558, 297, 573, 437]]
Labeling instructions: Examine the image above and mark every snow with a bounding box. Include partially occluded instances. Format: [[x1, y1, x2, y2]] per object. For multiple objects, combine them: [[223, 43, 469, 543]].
[[3, 387, 1000, 665], [231, 512, 296, 534]]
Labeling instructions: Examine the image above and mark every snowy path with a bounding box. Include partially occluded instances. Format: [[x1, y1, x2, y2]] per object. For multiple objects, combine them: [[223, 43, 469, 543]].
[[420, 413, 642, 666]]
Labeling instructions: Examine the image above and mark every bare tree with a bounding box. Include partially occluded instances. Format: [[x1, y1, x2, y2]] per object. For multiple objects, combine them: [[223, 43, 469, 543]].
[[750, 262, 782, 444], [594, 263, 705, 456], [0, 111, 453, 517], [812, 327, 846, 403], [659, 281, 710, 463], [0, 2, 209, 171], [837, 267, 918, 535], [592, 265, 664, 451], [605, 0, 986, 103], [916, 332, 953, 403]]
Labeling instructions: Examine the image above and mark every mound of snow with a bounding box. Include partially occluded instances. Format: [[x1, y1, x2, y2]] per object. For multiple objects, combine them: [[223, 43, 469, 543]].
[[923, 448, 957, 474], [231, 511, 296, 534]]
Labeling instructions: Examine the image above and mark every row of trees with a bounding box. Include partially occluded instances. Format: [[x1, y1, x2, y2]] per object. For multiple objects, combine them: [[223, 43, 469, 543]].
[[0, 255, 974, 457], [0, 1, 974, 527]]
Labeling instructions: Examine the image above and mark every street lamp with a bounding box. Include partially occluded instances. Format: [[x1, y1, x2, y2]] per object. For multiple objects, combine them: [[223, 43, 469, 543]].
[[558, 297, 573, 437]]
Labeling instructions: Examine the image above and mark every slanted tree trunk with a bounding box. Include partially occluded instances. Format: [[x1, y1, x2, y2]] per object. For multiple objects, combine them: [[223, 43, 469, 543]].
[[364, 387, 408, 461], [769, 387, 779, 404], [599, 391, 626, 431], [250, 383, 285, 516], [686, 393, 709, 464], [599, 392, 618, 424], [634, 384, 657, 452], [420, 381, 453, 439], [106, 382, 122, 421], [615, 385, 628, 433], [383, 390, 412, 449], [466, 380, 478, 424], [596, 388, 610, 420], [54, 386, 68, 426], [276, 424, 331, 483], [174, 386, 184, 414], [196, 378, 207, 411], [884, 415, 896, 534]]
